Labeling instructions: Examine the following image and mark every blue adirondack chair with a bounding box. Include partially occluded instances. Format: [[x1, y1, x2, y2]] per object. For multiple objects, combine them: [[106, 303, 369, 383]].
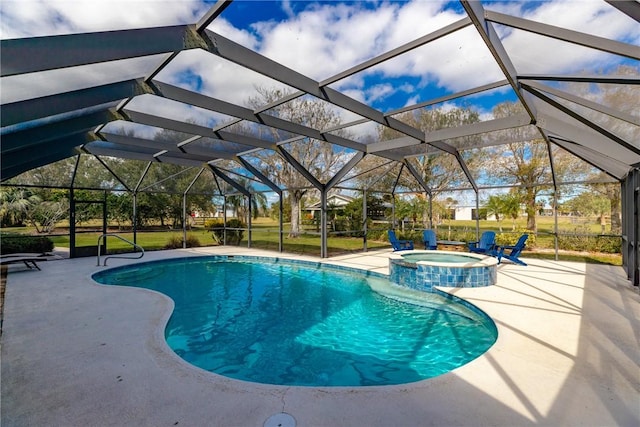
[[468, 231, 497, 256], [388, 230, 414, 251], [423, 229, 437, 250], [497, 234, 529, 265]]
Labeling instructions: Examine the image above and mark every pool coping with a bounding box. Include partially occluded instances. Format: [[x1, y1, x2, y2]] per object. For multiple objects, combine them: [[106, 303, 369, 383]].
[[92, 254, 498, 387], [389, 249, 498, 267], [2, 246, 639, 426]]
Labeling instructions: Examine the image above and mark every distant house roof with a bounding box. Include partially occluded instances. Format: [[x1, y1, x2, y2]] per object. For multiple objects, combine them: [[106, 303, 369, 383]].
[[306, 194, 354, 211]]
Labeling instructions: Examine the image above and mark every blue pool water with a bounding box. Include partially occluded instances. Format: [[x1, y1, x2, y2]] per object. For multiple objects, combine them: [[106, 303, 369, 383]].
[[93, 256, 497, 387]]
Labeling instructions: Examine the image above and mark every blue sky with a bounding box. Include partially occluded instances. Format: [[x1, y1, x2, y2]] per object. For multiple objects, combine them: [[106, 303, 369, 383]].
[[1, 0, 635, 202], [1, 0, 637, 135]]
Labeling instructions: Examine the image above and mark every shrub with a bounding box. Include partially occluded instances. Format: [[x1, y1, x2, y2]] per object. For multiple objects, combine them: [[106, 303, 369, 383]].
[[593, 236, 622, 253], [209, 218, 246, 245], [390, 230, 415, 242], [0, 234, 54, 254], [444, 229, 476, 243], [496, 229, 536, 247], [204, 218, 221, 230], [164, 234, 201, 249], [366, 229, 386, 241], [557, 227, 621, 253]]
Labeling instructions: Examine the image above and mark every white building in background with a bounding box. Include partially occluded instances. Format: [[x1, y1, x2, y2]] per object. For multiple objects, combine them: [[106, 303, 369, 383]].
[[440, 206, 500, 221], [305, 194, 354, 215]]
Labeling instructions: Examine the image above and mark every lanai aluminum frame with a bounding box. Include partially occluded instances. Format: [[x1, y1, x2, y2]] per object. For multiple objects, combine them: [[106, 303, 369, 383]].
[[1, 0, 639, 282]]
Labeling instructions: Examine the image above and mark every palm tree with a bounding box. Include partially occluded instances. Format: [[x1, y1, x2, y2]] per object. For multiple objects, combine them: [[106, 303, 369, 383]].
[[485, 195, 505, 232], [502, 193, 522, 231], [252, 191, 268, 219], [0, 188, 41, 227], [226, 178, 269, 223]]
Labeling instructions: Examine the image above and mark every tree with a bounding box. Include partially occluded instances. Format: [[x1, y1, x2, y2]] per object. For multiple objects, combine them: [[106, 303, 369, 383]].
[[357, 106, 481, 228], [245, 87, 349, 237], [6, 156, 77, 189], [123, 128, 216, 228], [558, 65, 639, 233], [547, 145, 593, 219], [226, 178, 268, 222], [484, 102, 551, 232], [590, 180, 621, 233], [484, 192, 523, 232], [269, 197, 291, 223], [29, 198, 68, 233], [71, 189, 106, 226], [0, 186, 68, 233], [342, 194, 387, 228], [254, 192, 268, 219], [106, 192, 133, 230], [562, 190, 611, 232], [0, 187, 41, 227], [502, 192, 522, 231], [394, 197, 415, 231], [484, 194, 505, 232]]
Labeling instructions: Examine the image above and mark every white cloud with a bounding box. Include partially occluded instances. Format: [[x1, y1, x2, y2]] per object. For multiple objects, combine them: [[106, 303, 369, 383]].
[[339, 88, 367, 105], [490, 0, 640, 74], [371, 24, 504, 92], [2, 0, 635, 122], [381, 0, 461, 51], [240, 0, 636, 106], [281, 0, 295, 19], [1, 0, 208, 38], [1, 55, 164, 103], [365, 83, 395, 104], [240, 0, 505, 105], [524, 0, 639, 40], [210, 17, 259, 51], [155, 49, 292, 107], [101, 119, 159, 140], [125, 94, 231, 128], [256, 2, 398, 81], [403, 95, 420, 108]]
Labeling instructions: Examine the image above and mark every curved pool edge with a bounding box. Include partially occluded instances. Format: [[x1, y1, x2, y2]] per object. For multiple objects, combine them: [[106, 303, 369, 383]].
[[389, 250, 498, 291], [89, 258, 283, 392], [368, 279, 498, 343], [6, 248, 630, 426], [389, 250, 497, 267], [89, 252, 497, 389]]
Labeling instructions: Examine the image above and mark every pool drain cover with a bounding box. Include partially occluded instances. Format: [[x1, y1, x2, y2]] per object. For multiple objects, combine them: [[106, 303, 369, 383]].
[[264, 412, 296, 427]]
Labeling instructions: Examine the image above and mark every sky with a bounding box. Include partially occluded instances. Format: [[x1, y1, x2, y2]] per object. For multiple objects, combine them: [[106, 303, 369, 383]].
[[1, 0, 636, 203], [1, 0, 638, 137]]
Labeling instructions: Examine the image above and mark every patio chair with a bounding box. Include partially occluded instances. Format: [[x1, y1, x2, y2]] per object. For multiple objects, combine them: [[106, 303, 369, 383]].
[[468, 231, 497, 256], [0, 252, 62, 270], [388, 230, 414, 251], [496, 234, 528, 266], [423, 229, 437, 250]]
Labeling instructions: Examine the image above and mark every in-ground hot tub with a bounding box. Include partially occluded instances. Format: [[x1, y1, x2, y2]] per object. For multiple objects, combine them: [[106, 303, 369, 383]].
[[389, 250, 498, 292]]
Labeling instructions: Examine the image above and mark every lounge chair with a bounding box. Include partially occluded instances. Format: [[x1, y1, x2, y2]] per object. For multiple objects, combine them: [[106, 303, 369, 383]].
[[388, 230, 414, 251], [0, 253, 62, 270], [468, 231, 497, 256], [496, 234, 528, 266], [423, 229, 437, 250]]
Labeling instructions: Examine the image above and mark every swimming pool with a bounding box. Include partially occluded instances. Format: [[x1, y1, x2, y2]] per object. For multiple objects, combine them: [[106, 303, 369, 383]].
[[92, 256, 497, 387]]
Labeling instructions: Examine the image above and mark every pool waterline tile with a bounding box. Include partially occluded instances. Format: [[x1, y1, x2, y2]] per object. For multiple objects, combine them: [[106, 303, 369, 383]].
[[389, 251, 498, 292]]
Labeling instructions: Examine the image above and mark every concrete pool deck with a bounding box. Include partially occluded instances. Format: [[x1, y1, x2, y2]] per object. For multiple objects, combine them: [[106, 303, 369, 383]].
[[1, 247, 639, 426]]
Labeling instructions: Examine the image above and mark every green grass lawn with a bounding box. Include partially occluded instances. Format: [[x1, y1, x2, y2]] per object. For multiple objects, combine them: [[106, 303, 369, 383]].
[[48, 231, 192, 251], [45, 227, 388, 256], [2, 216, 622, 265]]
